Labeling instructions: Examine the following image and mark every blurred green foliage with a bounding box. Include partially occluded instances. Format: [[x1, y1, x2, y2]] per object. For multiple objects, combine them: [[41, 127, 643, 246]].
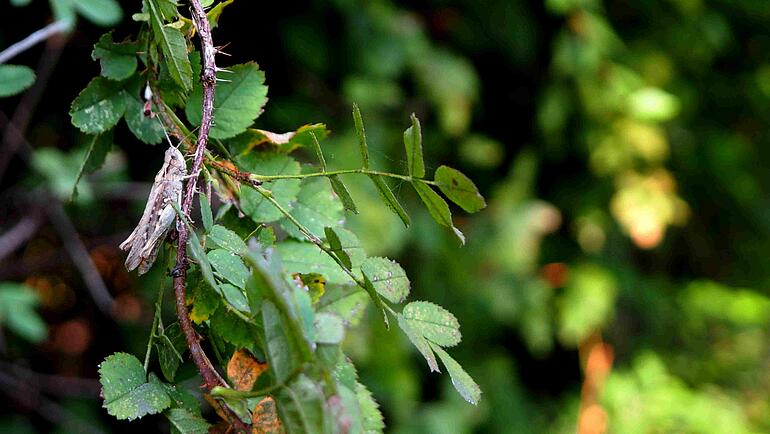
[[4, 0, 770, 432]]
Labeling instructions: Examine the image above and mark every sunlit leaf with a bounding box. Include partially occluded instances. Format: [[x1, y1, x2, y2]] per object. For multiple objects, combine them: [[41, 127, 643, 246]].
[[69, 77, 128, 134], [277, 241, 355, 285], [412, 180, 465, 244], [324, 227, 366, 270], [207, 224, 248, 254], [318, 285, 368, 326], [434, 165, 486, 213], [186, 62, 268, 139], [356, 382, 385, 433], [369, 175, 410, 227], [280, 177, 344, 240], [147, 0, 192, 92], [404, 114, 425, 178], [314, 312, 344, 344], [238, 153, 301, 223], [208, 249, 250, 289], [397, 313, 439, 372], [98, 353, 171, 420], [402, 301, 461, 347], [360, 257, 409, 304], [430, 344, 481, 405]]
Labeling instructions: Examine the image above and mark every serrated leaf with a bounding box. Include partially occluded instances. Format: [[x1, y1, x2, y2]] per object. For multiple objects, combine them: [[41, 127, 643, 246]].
[[360, 257, 409, 304], [71, 132, 112, 199], [352, 104, 369, 169], [397, 313, 439, 372], [276, 241, 355, 285], [199, 193, 213, 233], [226, 348, 268, 392], [156, 322, 185, 382], [124, 93, 166, 144], [208, 249, 249, 288], [402, 301, 461, 347], [69, 77, 128, 134], [336, 383, 364, 434], [186, 62, 268, 139], [0, 65, 35, 97], [207, 224, 248, 254], [280, 177, 344, 240], [210, 308, 255, 347], [166, 408, 210, 434], [186, 268, 220, 324], [356, 382, 385, 433], [317, 285, 368, 326], [98, 353, 171, 420], [238, 153, 301, 223], [72, 0, 123, 26], [314, 312, 344, 344], [368, 175, 410, 227], [434, 166, 486, 213], [412, 181, 465, 244], [430, 344, 481, 405], [276, 374, 327, 434], [91, 32, 137, 80], [404, 114, 425, 178], [147, 0, 192, 92], [329, 175, 358, 213], [324, 227, 366, 270]]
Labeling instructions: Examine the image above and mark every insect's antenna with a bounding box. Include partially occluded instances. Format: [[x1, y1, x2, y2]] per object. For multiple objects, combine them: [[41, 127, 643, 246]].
[[155, 116, 177, 148]]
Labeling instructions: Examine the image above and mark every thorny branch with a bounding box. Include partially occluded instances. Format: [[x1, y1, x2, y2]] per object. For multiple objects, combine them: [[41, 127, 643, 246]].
[[170, 2, 249, 432]]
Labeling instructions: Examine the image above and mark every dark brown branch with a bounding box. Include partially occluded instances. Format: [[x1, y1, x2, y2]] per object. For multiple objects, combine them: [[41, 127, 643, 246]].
[[172, 0, 224, 391]]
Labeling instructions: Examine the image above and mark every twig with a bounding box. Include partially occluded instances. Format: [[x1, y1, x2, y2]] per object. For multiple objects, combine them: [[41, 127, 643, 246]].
[[0, 361, 100, 398], [46, 200, 115, 316], [0, 213, 43, 262], [0, 20, 69, 64]]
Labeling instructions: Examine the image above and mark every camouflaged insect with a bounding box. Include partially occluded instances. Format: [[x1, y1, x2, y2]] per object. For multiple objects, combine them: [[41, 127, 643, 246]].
[[119, 147, 186, 274]]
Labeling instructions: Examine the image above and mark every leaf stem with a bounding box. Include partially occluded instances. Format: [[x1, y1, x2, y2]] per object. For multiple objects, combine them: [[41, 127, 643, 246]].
[[252, 169, 437, 185]]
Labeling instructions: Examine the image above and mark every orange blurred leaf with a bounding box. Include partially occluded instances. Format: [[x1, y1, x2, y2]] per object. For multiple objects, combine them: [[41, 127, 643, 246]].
[[227, 349, 268, 392], [252, 396, 283, 434]]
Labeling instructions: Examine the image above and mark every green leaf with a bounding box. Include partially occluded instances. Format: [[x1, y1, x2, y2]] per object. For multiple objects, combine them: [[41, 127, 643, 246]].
[[186, 268, 220, 324], [91, 32, 137, 80], [368, 175, 410, 227], [314, 312, 344, 344], [402, 301, 461, 347], [166, 408, 210, 434], [98, 353, 171, 420], [352, 104, 369, 169], [276, 374, 327, 434], [199, 194, 213, 233], [147, 0, 192, 92], [226, 124, 330, 156], [69, 77, 128, 134], [360, 257, 409, 304], [220, 283, 250, 313], [206, 0, 234, 29], [0, 283, 46, 342], [276, 241, 355, 285], [210, 308, 254, 347], [71, 132, 112, 199], [186, 62, 268, 139], [50, 0, 76, 30], [208, 249, 249, 289], [412, 181, 465, 244], [188, 229, 218, 291], [72, 0, 123, 26], [336, 384, 364, 434], [434, 166, 486, 213], [317, 285, 368, 326], [397, 313, 439, 372], [324, 227, 366, 270], [430, 344, 482, 405], [404, 114, 425, 178], [155, 323, 185, 382], [238, 153, 301, 223], [124, 93, 166, 144], [356, 382, 385, 433], [207, 224, 248, 254], [0, 65, 35, 98], [262, 300, 299, 383], [310, 132, 327, 171], [329, 175, 358, 213], [280, 178, 344, 240]]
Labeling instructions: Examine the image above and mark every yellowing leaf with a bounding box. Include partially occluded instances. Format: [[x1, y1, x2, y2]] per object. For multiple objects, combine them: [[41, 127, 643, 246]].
[[226, 349, 268, 392], [252, 396, 284, 434]]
